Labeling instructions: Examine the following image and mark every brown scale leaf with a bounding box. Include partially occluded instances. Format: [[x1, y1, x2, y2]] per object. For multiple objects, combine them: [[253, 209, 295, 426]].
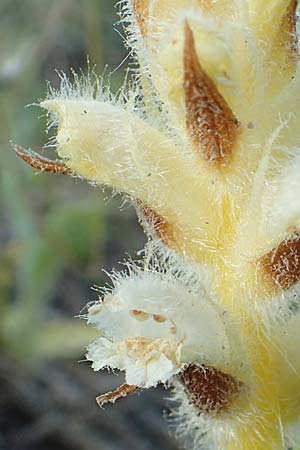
[[96, 384, 139, 408], [132, 0, 149, 37], [279, 0, 298, 60], [184, 22, 239, 166], [180, 364, 241, 412], [13, 144, 74, 175], [140, 203, 174, 246], [260, 233, 300, 290]]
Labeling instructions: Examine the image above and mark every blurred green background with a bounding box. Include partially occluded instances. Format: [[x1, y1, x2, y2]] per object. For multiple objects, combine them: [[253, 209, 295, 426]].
[[0, 2, 180, 449]]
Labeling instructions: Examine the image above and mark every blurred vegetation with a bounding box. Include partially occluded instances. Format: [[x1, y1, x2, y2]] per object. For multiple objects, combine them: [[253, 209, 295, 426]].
[[0, 0, 145, 365]]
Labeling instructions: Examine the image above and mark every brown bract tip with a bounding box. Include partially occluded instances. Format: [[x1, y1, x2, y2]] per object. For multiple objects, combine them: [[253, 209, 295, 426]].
[[180, 364, 241, 412], [96, 383, 139, 408], [132, 0, 149, 37], [184, 22, 239, 167], [13, 144, 74, 175], [260, 232, 300, 290], [139, 203, 174, 246]]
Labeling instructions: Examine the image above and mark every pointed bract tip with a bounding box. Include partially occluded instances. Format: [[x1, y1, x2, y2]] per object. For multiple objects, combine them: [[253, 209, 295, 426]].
[[12, 143, 74, 175]]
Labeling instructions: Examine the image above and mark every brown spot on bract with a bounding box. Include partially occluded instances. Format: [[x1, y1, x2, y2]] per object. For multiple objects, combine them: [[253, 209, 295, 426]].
[[13, 144, 74, 175], [260, 233, 300, 290], [180, 364, 241, 412], [184, 23, 239, 166], [96, 384, 139, 407], [132, 0, 149, 37], [140, 203, 174, 246]]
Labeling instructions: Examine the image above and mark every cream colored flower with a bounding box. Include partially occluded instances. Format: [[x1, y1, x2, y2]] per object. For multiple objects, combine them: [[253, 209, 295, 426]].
[[86, 268, 239, 388]]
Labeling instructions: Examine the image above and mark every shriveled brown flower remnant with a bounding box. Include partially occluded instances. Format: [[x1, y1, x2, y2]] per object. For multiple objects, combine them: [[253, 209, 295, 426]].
[[96, 384, 139, 408]]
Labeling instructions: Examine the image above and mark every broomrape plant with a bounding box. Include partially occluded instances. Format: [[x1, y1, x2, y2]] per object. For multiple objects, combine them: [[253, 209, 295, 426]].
[[14, 0, 300, 449]]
